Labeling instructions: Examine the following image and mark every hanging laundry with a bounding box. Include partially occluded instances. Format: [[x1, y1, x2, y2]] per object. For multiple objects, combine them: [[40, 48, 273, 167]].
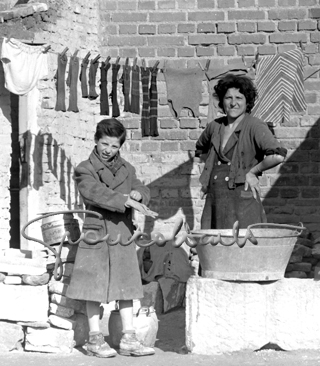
[[100, 61, 110, 115], [66, 53, 79, 113], [79, 56, 89, 98], [88, 59, 99, 100], [121, 62, 131, 112], [0, 37, 48, 95], [55, 52, 68, 112], [205, 61, 252, 123], [130, 64, 140, 114], [251, 49, 307, 126], [163, 67, 204, 119], [149, 66, 159, 137], [141, 66, 151, 137], [110, 63, 121, 117]]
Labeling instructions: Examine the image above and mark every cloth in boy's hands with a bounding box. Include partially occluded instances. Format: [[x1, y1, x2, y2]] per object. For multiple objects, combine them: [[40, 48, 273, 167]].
[[125, 198, 158, 218]]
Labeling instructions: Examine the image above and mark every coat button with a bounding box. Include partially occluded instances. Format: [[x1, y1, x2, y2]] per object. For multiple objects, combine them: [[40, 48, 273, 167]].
[[227, 162, 231, 165], [214, 175, 218, 180], [225, 177, 229, 181], [217, 161, 221, 165]]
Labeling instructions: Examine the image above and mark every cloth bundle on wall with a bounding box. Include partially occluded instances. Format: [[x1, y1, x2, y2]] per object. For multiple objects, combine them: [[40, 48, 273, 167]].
[[251, 49, 307, 126], [0, 37, 49, 95], [163, 66, 204, 119]]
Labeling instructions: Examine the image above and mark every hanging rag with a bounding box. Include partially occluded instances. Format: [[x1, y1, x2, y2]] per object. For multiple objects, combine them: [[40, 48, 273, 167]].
[[251, 49, 307, 126], [121, 63, 131, 112], [205, 61, 253, 123], [88, 59, 99, 100], [149, 67, 159, 137], [79, 57, 89, 98], [141, 67, 151, 136], [0, 37, 48, 95], [110, 63, 121, 117], [55, 52, 68, 112], [163, 67, 204, 119], [100, 61, 110, 115], [130, 64, 140, 114], [66, 54, 79, 113]]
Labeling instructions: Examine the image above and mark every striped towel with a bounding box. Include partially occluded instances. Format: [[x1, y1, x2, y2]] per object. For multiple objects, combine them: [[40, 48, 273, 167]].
[[251, 49, 306, 126]]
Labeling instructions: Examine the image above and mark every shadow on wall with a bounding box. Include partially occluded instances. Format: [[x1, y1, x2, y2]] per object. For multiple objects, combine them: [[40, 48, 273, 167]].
[[144, 152, 198, 235], [31, 131, 81, 212], [263, 117, 320, 236]]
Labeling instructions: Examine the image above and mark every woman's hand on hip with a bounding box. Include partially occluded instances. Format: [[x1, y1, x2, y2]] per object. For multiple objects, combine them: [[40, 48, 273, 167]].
[[245, 171, 261, 200]]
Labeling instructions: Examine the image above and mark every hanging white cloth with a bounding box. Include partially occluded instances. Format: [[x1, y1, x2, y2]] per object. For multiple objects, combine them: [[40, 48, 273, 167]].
[[1, 37, 48, 95]]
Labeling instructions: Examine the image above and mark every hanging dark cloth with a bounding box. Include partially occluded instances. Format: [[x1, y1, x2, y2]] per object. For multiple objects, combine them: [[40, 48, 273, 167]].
[[121, 63, 131, 112], [130, 64, 140, 114], [88, 59, 99, 100], [55, 53, 68, 112], [79, 58, 89, 98], [110, 63, 121, 117], [66, 54, 80, 113], [149, 67, 159, 137], [141, 67, 151, 137], [100, 61, 110, 115]]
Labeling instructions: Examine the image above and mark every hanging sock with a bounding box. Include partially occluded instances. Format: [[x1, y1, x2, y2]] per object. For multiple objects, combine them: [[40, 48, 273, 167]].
[[149, 67, 159, 137], [55, 52, 68, 112], [121, 63, 131, 112], [110, 63, 121, 117], [79, 57, 89, 98], [100, 61, 110, 115], [163, 67, 204, 119], [66, 54, 80, 113], [130, 64, 140, 114], [141, 67, 151, 137], [0, 37, 48, 95], [88, 59, 99, 100], [251, 49, 307, 126]]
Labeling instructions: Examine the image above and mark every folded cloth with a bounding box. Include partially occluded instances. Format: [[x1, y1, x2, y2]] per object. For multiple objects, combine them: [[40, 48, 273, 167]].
[[1, 37, 48, 95], [163, 67, 204, 119], [251, 49, 307, 126]]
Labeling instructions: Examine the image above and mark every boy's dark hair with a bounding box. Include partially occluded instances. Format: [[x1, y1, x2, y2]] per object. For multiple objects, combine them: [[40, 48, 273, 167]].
[[94, 118, 127, 145], [214, 74, 257, 113]]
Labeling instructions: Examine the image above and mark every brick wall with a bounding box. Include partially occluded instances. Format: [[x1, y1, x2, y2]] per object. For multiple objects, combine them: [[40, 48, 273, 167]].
[[97, 0, 320, 237], [0, 0, 320, 249]]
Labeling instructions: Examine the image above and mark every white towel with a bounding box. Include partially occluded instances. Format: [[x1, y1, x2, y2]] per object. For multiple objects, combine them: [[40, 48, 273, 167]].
[[1, 37, 48, 95]]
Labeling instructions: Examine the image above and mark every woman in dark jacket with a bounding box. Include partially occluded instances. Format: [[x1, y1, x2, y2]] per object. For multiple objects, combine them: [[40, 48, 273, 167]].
[[67, 118, 157, 358], [196, 74, 287, 229]]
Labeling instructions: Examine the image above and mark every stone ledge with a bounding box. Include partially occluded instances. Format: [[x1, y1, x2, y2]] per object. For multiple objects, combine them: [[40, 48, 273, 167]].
[[186, 277, 320, 355], [0, 3, 48, 21]]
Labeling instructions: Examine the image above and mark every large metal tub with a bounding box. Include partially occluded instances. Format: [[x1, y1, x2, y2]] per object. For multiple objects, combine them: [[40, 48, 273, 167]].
[[191, 223, 305, 281]]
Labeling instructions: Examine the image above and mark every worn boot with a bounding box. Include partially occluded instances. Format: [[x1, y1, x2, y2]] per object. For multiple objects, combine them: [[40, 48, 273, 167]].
[[119, 330, 155, 356], [85, 331, 117, 358]]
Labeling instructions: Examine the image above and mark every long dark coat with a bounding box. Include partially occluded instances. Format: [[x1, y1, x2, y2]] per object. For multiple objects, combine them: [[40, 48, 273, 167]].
[[67, 150, 150, 303]]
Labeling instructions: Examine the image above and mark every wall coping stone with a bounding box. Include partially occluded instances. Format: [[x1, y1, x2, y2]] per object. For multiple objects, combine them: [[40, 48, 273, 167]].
[[0, 2, 48, 21]]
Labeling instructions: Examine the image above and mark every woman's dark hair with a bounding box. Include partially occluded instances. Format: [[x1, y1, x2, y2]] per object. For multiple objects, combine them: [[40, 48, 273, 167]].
[[214, 74, 257, 113], [94, 118, 127, 145]]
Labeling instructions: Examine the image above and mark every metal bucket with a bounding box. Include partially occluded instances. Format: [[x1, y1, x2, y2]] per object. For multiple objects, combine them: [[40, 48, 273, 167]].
[[41, 213, 81, 245], [192, 223, 305, 281]]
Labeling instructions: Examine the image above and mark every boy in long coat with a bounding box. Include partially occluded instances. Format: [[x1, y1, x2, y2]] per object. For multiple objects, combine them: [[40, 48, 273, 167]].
[[67, 118, 156, 357]]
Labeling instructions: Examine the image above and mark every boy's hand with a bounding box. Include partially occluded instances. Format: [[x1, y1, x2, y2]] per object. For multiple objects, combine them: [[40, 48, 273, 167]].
[[129, 190, 142, 202], [125, 198, 158, 218]]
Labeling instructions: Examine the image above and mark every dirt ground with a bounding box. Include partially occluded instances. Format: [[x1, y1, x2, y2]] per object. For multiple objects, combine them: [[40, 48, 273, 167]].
[[1, 307, 320, 366]]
